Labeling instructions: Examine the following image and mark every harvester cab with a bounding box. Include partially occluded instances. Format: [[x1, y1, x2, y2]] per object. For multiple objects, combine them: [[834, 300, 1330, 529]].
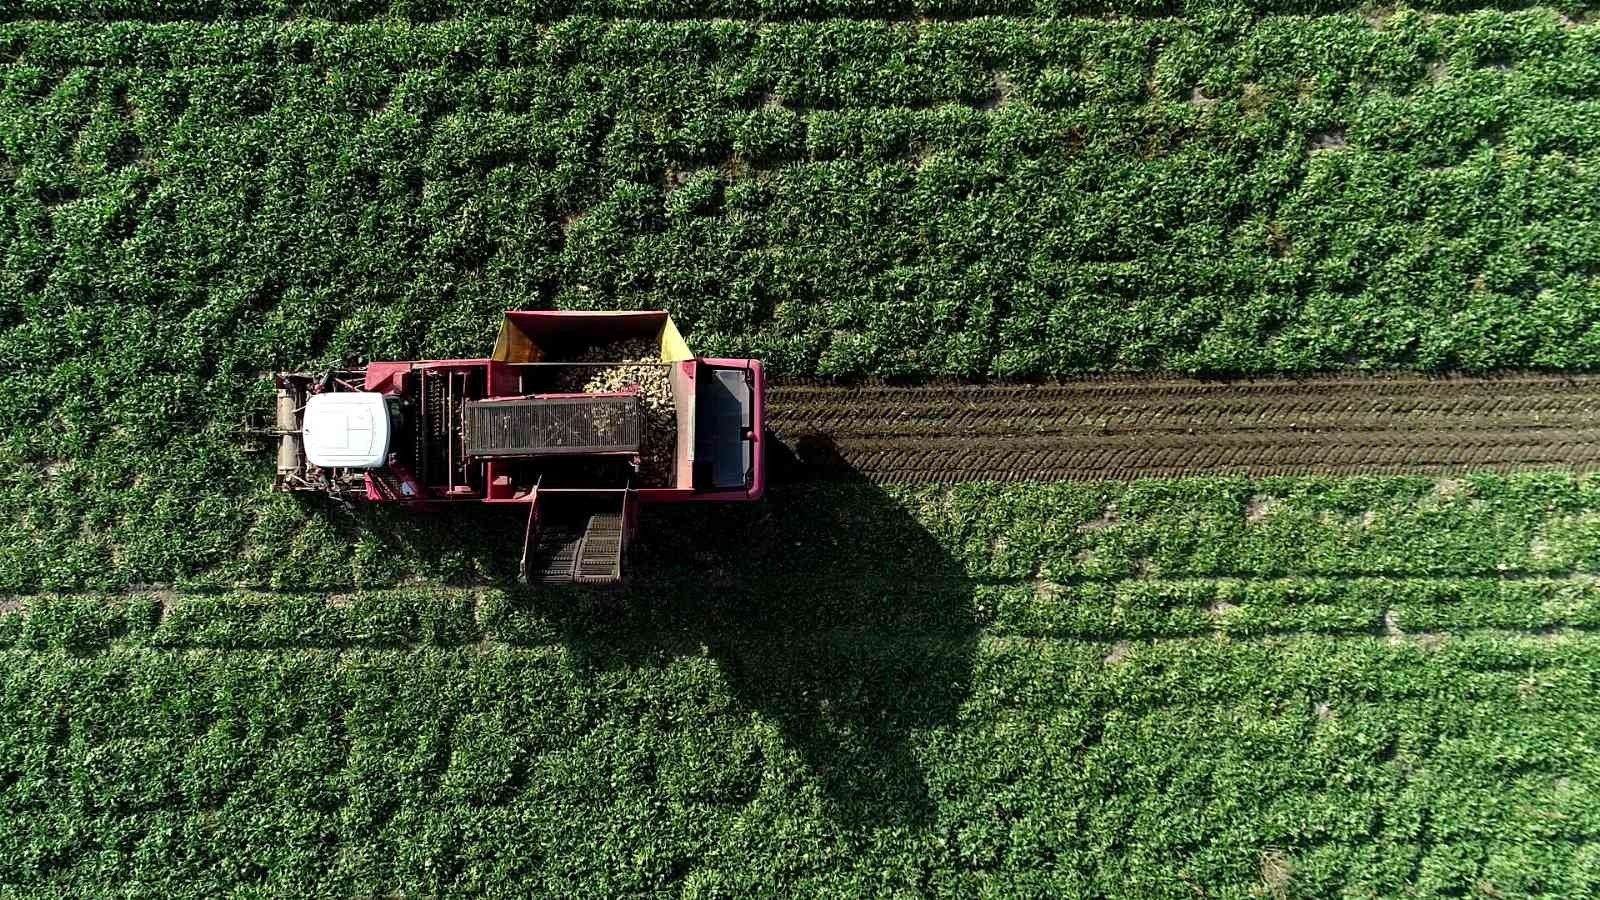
[[272, 311, 765, 585], [301, 392, 396, 469]]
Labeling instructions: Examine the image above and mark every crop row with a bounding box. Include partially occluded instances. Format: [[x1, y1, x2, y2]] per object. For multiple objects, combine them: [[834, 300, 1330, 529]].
[[2, 616, 1596, 895], [6, 0, 1590, 24], [0, 14, 1595, 384], [5, 572, 1599, 654], [5, 14, 1589, 87], [2, 469, 1596, 593]]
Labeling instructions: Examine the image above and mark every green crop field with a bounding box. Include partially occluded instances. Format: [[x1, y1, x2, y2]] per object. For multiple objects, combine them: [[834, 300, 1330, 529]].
[[6, 475, 1600, 894], [4, 0, 1600, 896]]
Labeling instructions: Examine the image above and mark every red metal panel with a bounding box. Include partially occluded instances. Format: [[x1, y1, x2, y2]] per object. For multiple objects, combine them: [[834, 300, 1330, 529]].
[[364, 359, 491, 393], [363, 362, 410, 393], [487, 359, 521, 398]]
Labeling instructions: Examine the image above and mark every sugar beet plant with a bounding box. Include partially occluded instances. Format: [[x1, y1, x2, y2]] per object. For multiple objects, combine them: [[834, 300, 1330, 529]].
[[1, 10, 1597, 379], [6, 609, 1600, 895], [5, 471, 1600, 895]]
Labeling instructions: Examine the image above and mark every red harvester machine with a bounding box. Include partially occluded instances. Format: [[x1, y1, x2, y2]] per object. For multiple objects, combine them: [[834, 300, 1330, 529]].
[[272, 310, 765, 584]]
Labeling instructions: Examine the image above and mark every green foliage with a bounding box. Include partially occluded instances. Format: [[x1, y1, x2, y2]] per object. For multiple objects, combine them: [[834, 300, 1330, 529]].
[[4, 471, 1600, 893], [9, 468, 1600, 593], [2, 13, 1598, 389], [4, 604, 1600, 895], [3, 3, 1600, 894]]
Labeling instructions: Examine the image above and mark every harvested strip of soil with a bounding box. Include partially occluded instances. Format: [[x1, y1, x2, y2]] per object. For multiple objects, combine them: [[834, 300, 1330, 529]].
[[766, 373, 1600, 483]]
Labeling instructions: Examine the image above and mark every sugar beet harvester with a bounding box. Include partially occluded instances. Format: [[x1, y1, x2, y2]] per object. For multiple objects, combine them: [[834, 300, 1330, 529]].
[[273, 311, 765, 584]]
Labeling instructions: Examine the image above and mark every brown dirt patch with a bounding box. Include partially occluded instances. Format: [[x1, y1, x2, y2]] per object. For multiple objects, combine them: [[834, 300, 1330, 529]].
[[149, 590, 176, 624], [1360, 4, 1396, 27], [1245, 494, 1279, 524], [765, 373, 1600, 485], [1382, 608, 1404, 640], [982, 72, 1015, 110], [1310, 128, 1349, 151], [1077, 505, 1118, 532], [1103, 640, 1133, 666], [1260, 849, 1295, 899]]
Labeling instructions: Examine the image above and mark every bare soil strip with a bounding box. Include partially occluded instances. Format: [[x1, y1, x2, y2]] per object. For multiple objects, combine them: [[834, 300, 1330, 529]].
[[765, 373, 1600, 482]]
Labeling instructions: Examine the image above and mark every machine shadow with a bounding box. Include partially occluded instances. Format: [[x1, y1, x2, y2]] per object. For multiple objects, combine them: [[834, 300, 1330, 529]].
[[296, 498, 531, 586], [538, 434, 979, 830], [295, 433, 980, 829]]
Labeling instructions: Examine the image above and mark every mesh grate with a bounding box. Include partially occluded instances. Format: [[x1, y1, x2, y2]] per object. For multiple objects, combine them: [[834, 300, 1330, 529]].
[[527, 516, 624, 584], [465, 396, 641, 458], [529, 527, 582, 583], [575, 514, 624, 583]]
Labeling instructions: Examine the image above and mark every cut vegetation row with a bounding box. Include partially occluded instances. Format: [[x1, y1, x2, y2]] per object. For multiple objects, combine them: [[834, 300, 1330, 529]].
[[768, 372, 1600, 482]]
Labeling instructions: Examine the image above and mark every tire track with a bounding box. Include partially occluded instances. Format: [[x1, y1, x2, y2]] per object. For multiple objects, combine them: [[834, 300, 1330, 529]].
[[766, 373, 1600, 483]]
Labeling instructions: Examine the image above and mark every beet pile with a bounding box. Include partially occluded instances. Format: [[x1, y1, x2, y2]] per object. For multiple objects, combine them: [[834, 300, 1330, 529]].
[[554, 339, 677, 486]]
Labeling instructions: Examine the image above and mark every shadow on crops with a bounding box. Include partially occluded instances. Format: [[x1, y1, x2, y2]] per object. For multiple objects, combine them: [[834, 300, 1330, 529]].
[[291, 497, 529, 586], [536, 432, 978, 830], [293, 431, 978, 830]]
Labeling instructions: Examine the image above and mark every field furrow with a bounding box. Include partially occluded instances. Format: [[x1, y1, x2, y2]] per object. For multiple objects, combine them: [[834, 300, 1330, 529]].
[[768, 374, 1600, 482]]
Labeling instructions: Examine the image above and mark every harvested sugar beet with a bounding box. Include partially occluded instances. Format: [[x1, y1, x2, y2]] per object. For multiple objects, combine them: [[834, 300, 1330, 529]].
[[554, 339, 677, 486]]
